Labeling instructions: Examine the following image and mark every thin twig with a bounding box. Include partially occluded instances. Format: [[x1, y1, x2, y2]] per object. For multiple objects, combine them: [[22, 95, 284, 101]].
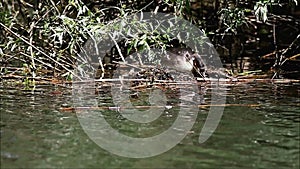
[[272, 34, 300, 79], [109, 33, 126, 62], [20, 52, 60, 71], [112, 61, 147, 70], [0, 22, 81, 80]]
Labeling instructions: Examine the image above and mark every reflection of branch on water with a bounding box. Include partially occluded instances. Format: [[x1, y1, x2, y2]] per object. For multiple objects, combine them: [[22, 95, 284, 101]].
[[60, 104, 260, 112]]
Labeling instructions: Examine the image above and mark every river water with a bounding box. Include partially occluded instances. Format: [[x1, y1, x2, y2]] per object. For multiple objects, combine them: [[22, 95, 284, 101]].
[[1, 82, 299, 168]]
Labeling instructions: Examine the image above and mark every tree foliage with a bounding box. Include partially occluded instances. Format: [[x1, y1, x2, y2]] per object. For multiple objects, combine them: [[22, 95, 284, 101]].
[[0, 0, 299, 82]]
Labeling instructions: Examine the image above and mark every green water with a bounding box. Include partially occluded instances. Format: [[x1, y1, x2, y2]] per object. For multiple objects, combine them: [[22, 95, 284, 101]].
[[1, 82, 299, 168]]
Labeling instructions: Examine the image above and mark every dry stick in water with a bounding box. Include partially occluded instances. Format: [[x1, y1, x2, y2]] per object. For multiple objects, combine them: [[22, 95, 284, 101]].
[[70, 78, 300, 86]]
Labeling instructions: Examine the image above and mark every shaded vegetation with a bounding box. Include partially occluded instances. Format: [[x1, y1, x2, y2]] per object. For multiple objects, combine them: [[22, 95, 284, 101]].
[[0, 0, 299, 85]]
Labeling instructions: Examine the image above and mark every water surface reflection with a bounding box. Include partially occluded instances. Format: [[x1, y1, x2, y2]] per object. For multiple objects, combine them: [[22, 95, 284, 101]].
[[1, 82, 299, 168]]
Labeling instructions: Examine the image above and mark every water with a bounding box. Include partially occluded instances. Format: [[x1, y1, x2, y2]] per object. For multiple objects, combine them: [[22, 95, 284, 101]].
[[1, 82, 299, 168]]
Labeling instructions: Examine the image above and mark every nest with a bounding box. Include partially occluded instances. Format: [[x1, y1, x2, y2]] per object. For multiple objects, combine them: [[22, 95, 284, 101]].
[[131, 67, 174, 88]]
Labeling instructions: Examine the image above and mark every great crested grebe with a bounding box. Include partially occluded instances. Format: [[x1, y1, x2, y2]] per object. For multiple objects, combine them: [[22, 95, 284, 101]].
[[161, 48, 207, 78]]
